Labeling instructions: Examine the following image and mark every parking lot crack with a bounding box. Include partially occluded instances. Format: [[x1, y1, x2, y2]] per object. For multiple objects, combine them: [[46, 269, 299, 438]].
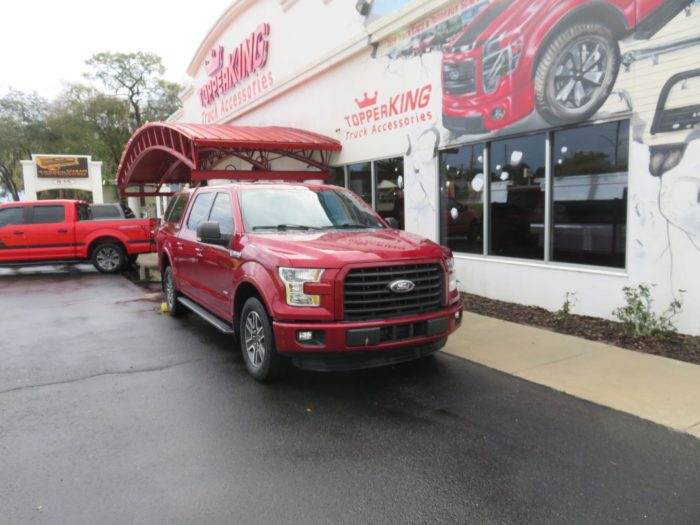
[[0, 357, 212, 396]]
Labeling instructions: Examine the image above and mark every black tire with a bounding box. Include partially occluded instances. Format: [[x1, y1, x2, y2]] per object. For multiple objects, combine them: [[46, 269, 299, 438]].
[[127, 254, 139, 266], [91, 243, 126, 274], [534, 22, 620, 126], [162, 266, 184, 317], [239, 297, 287, 382]]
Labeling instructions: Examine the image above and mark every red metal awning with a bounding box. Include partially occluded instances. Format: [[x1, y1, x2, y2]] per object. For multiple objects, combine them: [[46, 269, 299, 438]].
[[116, 122, 342, 196]]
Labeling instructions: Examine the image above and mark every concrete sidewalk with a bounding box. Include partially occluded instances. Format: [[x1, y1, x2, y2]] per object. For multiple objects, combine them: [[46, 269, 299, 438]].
[[445, 312, 700, 439]]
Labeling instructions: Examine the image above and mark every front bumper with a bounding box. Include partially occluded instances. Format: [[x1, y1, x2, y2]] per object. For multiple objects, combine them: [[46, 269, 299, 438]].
[[272, 301, 463, 356]]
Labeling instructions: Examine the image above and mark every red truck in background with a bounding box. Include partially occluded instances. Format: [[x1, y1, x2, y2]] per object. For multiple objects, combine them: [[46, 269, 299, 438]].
[[157, 182, 463, 381], [0, 200, 156, 273], [441, 0, 691, 135]]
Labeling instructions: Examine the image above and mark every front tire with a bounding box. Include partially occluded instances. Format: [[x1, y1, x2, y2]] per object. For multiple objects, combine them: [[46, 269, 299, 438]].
[[240, 297, 287, 382], [91, 243, 126, 274], [162, 266, 183, 317], [534, 23, 620, 126]]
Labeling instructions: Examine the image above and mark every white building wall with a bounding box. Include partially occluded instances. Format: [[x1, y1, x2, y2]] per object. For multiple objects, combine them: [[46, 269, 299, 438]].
[[177, 0, 700, 335]]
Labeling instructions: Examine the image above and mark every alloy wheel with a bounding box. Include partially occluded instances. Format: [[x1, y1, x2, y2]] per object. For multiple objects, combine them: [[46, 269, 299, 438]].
[[244, 311, 266, 369], [96, 247, 121, 271], [553, 37, 608, 110]]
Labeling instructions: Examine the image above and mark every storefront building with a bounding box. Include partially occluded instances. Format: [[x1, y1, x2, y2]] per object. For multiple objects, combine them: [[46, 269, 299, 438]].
[[173, 0, 700, 335]]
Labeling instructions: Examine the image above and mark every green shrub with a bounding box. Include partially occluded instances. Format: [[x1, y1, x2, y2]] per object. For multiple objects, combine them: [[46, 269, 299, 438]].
[[612, 284, 683, 338], [554, 292, 577, 322]]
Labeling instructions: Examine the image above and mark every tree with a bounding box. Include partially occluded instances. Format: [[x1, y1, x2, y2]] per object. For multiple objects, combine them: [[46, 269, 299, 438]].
[[84, 51, 182, 130], [0, 90, 50, 201]]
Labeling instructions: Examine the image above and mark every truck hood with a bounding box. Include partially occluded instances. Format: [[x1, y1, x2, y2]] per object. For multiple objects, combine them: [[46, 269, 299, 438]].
[[245, 229, 448, 268]]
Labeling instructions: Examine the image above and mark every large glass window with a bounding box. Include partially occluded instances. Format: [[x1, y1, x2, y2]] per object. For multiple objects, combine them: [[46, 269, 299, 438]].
[[348, 162, 372, 205], [552, 121, 629, 268], [329, 166, 345, 187], [489, 133, 546, 260], [374, 157, 404, 229], [439, 143, 485, 254]]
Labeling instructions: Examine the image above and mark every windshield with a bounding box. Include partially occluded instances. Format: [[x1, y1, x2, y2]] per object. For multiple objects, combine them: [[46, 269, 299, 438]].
[[239, 188, 385, 232]]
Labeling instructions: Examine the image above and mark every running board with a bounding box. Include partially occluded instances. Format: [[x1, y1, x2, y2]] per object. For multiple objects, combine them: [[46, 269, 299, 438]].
[[177, 297, 236, 335]]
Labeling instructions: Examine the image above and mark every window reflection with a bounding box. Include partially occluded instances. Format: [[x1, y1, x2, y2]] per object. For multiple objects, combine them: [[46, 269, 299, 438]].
[[348, 162, 372, 205], [489, 133, 546, 259], [375, 157, 404, 229], [439, 143, 484, 253], [552, 121, 629, 268]]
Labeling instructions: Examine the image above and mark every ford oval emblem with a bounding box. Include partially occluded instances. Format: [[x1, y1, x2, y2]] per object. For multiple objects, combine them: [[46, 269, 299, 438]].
[[388, 279, 415, 293]]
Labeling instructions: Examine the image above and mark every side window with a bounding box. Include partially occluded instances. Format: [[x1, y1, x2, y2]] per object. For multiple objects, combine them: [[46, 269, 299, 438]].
[[164, 194, 187, 224], [207, 193, 235, 235], [0, 207, 26, 227], [32, 205, 66, 224], [186, 192, 215, 231], [77, 204, 91, 221]]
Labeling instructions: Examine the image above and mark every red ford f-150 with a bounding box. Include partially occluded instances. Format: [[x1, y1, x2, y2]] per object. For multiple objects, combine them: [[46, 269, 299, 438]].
[[0, 200, 156, 273], [157, 182, 463, 381]]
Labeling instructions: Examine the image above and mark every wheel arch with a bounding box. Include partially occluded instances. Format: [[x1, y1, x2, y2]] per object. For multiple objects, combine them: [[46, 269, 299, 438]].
[[233, 280, 269, 332], [87, 236, 127, 257], [531, 2, 628, 79]]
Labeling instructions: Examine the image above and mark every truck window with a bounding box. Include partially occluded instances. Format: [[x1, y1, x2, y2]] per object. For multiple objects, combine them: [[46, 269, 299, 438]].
[[32, 205, 65, 224], [0, 207, 26, 227], [186, 192, 215, 231], [208, 192, 235, 235], [163, 194, 187, 224], [90, 205, 122, 219]]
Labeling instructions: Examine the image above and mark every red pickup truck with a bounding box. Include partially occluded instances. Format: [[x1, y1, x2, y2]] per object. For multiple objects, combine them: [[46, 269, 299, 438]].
[[157, 182, 463, 381], [0, 200, 156, 273]]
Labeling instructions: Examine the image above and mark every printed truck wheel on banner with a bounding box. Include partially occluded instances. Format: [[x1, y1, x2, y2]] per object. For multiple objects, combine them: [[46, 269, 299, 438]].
[[534, 23, 621, 126]]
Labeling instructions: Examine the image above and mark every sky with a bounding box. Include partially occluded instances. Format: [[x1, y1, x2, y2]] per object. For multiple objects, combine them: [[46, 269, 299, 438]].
[[0, 0, 234, 100]]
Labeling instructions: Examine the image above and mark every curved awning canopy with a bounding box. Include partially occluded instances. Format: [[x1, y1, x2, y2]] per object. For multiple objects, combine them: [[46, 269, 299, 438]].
[[116, 122, 342, 196]]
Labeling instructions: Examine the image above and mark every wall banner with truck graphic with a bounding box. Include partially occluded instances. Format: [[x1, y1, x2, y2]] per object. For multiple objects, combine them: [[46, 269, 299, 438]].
[[35, 156, 89, 178]]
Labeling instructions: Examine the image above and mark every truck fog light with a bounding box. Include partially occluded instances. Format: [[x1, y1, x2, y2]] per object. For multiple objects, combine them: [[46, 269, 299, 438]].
[[297, 331, 313, 342], [491, 106, 506, 120]]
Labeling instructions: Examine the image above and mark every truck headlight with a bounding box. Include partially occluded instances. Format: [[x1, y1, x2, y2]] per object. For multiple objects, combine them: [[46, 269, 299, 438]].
[[446, 257, 458, 292], [278, 267, 325, 307]]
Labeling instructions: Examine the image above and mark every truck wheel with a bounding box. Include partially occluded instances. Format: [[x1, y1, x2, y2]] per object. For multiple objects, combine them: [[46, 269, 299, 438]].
[[162, 266, 183, 317], [91, 243, 126, 273], [534, 23, 620, 126], [240, 297, 287, 382]]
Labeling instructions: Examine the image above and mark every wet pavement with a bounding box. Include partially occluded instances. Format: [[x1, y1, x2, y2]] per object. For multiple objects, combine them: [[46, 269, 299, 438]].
[[1, 266, 699, 524]]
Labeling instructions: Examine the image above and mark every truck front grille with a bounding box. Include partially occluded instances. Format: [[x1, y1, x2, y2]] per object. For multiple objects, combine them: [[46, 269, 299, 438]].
[[343, 264, 444, 321], [443, 60, 476, 95]]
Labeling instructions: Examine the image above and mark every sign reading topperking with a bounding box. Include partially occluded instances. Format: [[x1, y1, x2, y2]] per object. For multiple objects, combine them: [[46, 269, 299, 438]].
[[36, 156, 89, 178]]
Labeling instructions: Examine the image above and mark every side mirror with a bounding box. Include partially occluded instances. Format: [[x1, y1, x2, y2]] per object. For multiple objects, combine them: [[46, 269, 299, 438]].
[[385, 217, 400, 229], [197, 221, 231, 247]]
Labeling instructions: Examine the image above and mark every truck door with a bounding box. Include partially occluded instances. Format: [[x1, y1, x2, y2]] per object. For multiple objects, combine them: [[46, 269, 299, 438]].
[[23, 204, 76, 261], [198, 191, 236, 319], [0, 205, 29, 262], [175, 191, 216, 304]]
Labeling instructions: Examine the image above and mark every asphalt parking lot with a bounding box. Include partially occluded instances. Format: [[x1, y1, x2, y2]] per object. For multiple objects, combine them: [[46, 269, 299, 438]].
[[1, 266, 699, 524]]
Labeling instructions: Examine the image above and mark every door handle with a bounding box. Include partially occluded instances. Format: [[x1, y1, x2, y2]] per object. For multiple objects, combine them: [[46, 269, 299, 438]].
[[176, 242, 184, 250], [13, 231, 24, 235], [57, 228, 68, 233]]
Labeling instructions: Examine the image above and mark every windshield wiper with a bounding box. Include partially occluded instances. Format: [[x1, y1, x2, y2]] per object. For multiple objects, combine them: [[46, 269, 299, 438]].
[[324, 223, 374, 229], [253, 224, 322, 231]]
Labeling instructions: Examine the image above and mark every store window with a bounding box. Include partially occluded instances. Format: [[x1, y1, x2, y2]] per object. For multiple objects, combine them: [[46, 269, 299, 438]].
[[439, 143, 485, 254], [489, 133, 546, 260], [374, 157, 404, 229], [552, 121, 629, 268], [329, 166, 345, 187], [348, 162, 372, 205]]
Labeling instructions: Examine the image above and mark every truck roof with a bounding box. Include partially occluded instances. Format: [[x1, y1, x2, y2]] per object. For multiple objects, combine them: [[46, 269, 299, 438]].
[[0, 199, 87, 208]]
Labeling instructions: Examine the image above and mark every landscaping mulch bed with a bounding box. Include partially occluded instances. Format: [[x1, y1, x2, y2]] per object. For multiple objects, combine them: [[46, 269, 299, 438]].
[[461, 293, 700, 366]]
